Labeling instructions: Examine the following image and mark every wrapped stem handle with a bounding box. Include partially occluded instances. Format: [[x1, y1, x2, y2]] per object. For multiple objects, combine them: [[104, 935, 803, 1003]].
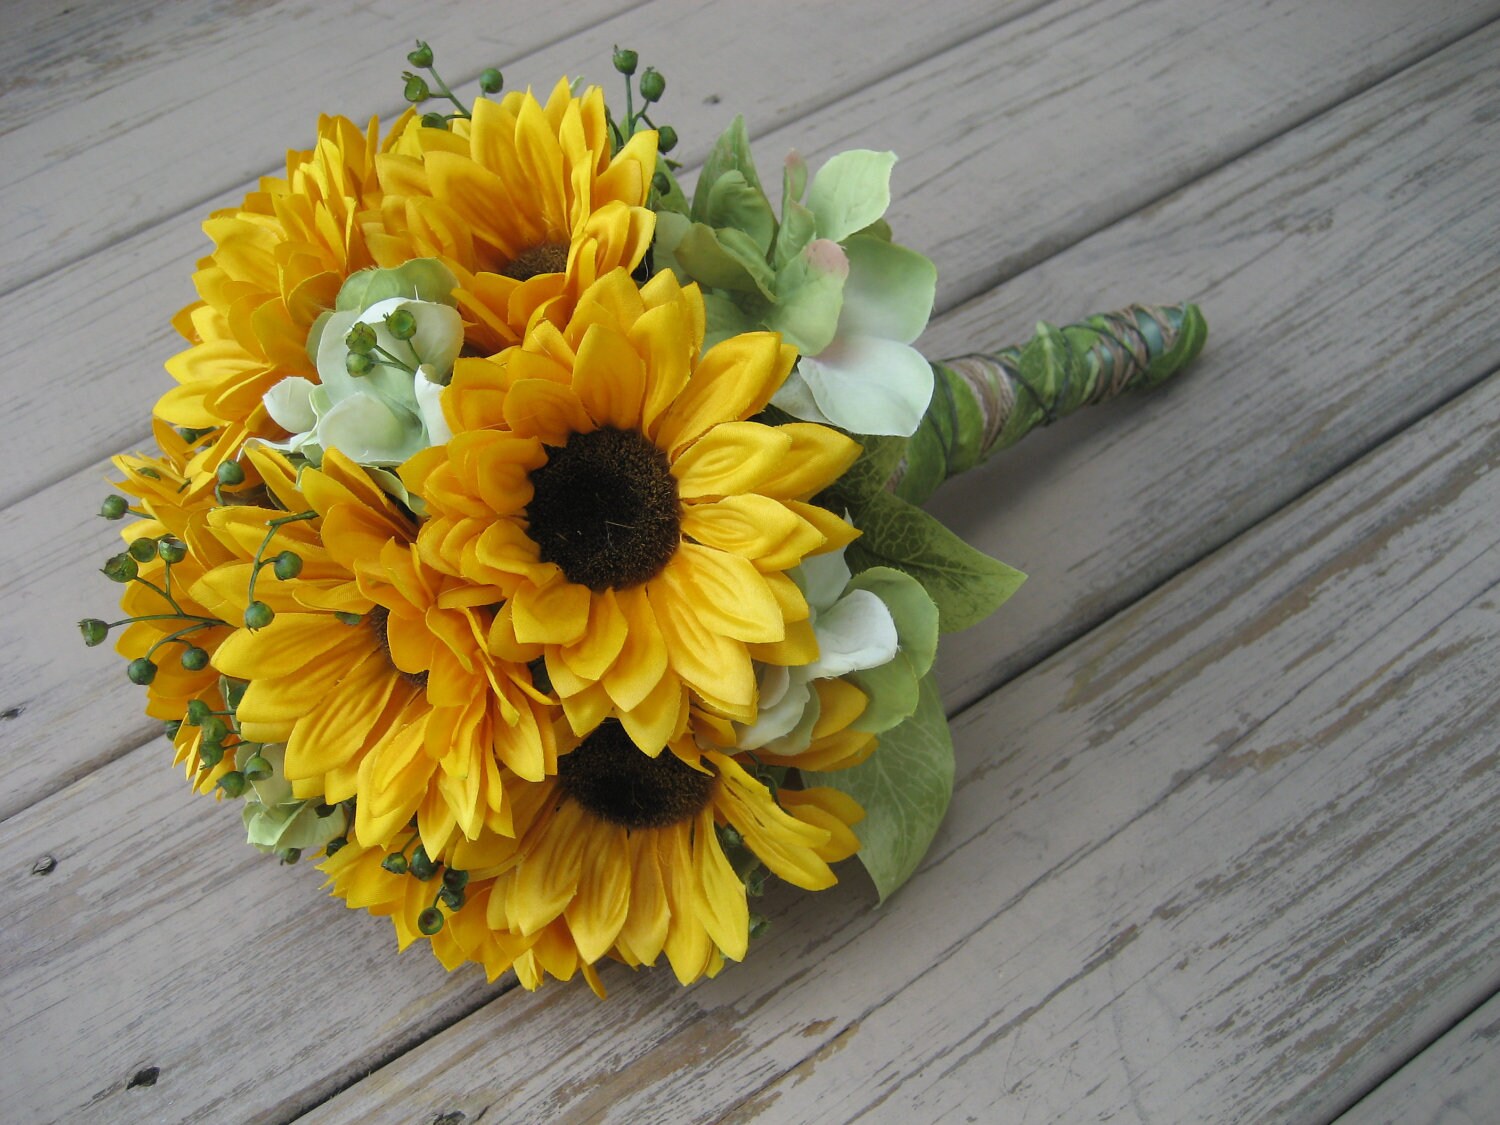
[[889, 303, 1207, 504]]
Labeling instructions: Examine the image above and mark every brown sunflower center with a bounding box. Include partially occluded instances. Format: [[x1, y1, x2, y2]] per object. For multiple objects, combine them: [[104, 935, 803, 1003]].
[[500, 241, 570, 281], [558, 720, 716, 829], [525, 426, 681, 591], [366, 606, 428, 688]]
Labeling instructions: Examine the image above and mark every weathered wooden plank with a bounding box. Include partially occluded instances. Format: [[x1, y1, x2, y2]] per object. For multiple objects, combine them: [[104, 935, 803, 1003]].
[[1334, 991, 1500, 1125], [0, 0, 1028, 298], [299, 368, 1500, 1122], [3, 16, 1495, 1125], [0, 0, 641, 293], [5, 0, 1491, 507], [0, 0, 1045, 508], [0, 738, 508, 1124], [6, 9, 1497, 825]]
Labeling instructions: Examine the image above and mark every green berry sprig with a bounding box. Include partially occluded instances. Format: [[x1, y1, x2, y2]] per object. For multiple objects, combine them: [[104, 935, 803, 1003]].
[[400, 40, 505, 130]]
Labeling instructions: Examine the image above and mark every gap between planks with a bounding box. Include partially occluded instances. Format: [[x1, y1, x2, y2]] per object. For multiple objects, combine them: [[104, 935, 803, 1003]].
[[1331, 987, 1500, 1125]]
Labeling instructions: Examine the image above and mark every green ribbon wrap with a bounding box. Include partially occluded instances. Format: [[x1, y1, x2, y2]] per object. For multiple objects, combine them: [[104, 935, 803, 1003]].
[[890, 303, 1208, 504]]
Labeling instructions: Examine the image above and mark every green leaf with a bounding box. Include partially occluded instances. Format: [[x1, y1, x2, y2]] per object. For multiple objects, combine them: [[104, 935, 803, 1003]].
[[827, 433, 907, 505], [693, 116, 766, 223], [844, 489, 1025, 632], [702, 290, 758, 349], [773, 198, 818, 271], [806, 149, 896, 242], [672, 222, 776, 299], [804, 672, 954, 902], [704, 170, 777, 256], [652, 157, 691, 216]]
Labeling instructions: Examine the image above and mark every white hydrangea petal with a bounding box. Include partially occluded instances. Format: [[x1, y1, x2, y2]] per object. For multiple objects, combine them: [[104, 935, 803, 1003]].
[[758, 664, 793, 711], [797, 546, 853, 613], [358, 297, 462, 362], [804, 588, 899, 679], [738, 673, 817, 752], [770, 365, 838, 425], [263, 377, 319, 435], [414, 366, 452, 447], [798, 334, 934, 437], [315, 395, 421, 466]]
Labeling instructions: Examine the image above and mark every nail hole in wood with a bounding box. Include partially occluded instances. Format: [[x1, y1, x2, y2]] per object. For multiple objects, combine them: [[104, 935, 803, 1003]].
[[0, 706, 23, 720], [127, 1067, 159, 1089]]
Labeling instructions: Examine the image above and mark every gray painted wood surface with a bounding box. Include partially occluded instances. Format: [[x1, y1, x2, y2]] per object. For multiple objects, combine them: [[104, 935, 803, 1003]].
[[2, 0, 1496, 1122], [1335, 994, 1500, 1125]]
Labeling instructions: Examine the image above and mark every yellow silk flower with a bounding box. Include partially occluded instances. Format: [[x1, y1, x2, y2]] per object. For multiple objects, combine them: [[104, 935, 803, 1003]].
[[322, 715, 865, 990], [190, 446, 558, 855], [155, 113, 406, 495], [368, 78, 658, 353], [403, 267, 861, 751]]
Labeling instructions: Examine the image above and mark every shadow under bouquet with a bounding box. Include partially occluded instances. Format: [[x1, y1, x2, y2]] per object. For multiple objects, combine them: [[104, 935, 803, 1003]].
[[84, 45, 1205, 995]]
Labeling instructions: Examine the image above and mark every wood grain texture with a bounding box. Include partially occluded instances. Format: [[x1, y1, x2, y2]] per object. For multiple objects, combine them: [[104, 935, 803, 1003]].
[[0, 0, 1033, 298], [301, 332, 1500, 1125], [0, 739, 507, 1124], [5, 0, 1489, 508], [1334, 992, 1500, 1125], [0, 0, 639, 295], [3, 0, 1497, 1121], [4, 2, 1495, 824]]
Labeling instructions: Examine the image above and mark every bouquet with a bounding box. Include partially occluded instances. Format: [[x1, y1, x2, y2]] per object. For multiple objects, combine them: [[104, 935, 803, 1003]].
[[84, 44, 1205, 995]]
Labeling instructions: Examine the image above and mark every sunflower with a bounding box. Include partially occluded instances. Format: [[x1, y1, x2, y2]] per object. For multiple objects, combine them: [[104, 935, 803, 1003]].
[[403, 267, 862, 750], [190, 445, 557, 854], [366, 78, 658, 353], [154, 112, 405, 495], [321, 715, 864, 989]]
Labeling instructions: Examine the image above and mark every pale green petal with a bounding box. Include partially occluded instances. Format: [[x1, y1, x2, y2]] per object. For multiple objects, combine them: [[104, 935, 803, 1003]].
[[414, 366, 451, 446], [797, 335, 934, 436], [316, 394, 423, 465], [335, 258, 460, 311], [765, 239, 847, 354], [797, 547, 853, 613], [840, 235, 937, 345], [807, 150, 896, 242], [768, 368, 836, 425], [738, 671, 814, 750], [264, 377, 318, 434], [704, 170, 777, 256], [803, 589, 898, 679], [849, 566, 940, 679]]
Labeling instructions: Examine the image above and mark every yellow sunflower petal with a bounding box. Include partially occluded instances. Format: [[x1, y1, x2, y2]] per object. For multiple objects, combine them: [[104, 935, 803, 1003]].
[[564, 820, 631, 963], [670, 421, 791, 500], [653, 332, 795, 455]]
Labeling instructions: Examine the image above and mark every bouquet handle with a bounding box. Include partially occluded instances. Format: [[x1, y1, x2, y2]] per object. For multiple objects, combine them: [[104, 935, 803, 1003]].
[[889, 303, 1208, 504]]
